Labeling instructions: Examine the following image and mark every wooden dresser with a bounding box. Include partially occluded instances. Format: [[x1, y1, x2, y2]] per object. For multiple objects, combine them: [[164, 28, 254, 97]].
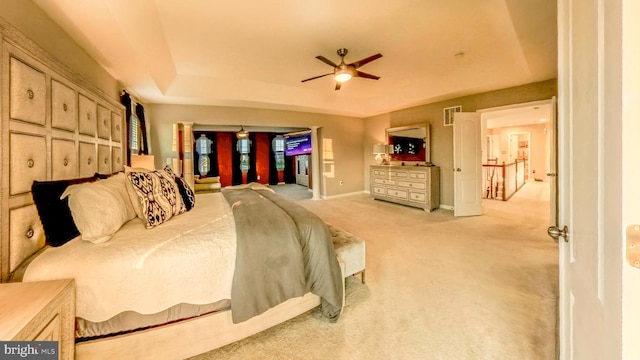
[[370, 165, 440, 211], [0, 279, 75, 359]]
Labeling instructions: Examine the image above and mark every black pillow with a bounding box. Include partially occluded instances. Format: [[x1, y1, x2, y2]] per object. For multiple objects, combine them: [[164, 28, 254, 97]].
[[162, 166, 196, 211], [94, 172, 122, 179], [31, 176, 98, 247], [174, 176, 196, 211]]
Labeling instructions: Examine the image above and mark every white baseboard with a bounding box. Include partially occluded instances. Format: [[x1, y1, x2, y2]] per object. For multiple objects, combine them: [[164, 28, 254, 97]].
[[439, 204, 454, 210]]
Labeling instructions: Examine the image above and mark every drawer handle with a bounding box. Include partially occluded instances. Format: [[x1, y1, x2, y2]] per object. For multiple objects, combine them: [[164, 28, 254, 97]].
[[116, 157, 120, 164], [27, 159, 34, 168], [87, 113, 91, 120], [27, 89, 34, 99], [116, 124, 120, 131], [104, 157, 108, 164], [63, 158, 69, 166], [104, 119, 108, 126], [87, 157, 92, 165], [63, 103, 68, 111], [26, 228, 34, 239]]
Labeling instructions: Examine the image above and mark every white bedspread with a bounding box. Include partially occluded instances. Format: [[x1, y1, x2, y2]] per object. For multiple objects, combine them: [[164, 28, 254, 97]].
[[23, 193, 236, 323]]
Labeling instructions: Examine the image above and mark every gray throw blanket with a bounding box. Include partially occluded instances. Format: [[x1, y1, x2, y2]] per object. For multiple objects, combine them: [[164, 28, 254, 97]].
[[222, 186, 343, 324]]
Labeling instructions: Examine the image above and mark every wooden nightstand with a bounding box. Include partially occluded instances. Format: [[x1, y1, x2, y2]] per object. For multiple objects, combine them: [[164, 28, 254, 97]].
[[0, 279, 75, 359]]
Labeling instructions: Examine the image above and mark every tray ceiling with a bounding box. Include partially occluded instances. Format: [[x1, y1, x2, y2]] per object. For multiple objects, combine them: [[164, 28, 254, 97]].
[[33, 0, 557, 117]]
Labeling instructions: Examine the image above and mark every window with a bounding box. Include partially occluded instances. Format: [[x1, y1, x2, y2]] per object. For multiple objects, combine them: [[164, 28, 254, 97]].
[[130, 112, 140, 154], [237, 138, 251, 154], [273, 137, 285, 152]]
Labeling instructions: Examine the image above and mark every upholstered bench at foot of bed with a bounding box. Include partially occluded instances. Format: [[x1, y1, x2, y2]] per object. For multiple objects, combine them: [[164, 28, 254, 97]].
[[327, 224, 366, 283]]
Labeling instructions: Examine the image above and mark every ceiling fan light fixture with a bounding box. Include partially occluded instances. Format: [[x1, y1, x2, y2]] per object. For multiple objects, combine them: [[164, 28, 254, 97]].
[[334, 69, 352, 83], [236, 126, 249, 139]]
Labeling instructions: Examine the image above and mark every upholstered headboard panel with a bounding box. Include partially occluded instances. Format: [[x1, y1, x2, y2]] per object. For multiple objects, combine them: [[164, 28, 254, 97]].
[[0, 20, 126, 281]]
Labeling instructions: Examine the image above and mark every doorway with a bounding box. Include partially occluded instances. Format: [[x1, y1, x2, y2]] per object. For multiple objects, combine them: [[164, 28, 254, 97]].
[[479, 99, 555, 210]]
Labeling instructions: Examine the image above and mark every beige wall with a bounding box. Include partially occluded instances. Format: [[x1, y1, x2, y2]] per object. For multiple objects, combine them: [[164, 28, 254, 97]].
[[364, 79, 557, 207], [0, 0, 121, 101], [146, 104, 365, 197]]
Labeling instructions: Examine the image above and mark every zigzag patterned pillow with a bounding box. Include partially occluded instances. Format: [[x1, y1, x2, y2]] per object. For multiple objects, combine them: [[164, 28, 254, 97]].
[[126, 170, 186, 228]]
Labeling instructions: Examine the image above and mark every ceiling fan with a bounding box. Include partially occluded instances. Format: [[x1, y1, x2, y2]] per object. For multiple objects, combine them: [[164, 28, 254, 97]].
[[301, 48, 382, 90]]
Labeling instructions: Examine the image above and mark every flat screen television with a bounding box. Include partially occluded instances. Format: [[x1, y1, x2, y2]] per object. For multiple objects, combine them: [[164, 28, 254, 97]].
[[284, 131, 312, 156], [386, 123, 430, 164]]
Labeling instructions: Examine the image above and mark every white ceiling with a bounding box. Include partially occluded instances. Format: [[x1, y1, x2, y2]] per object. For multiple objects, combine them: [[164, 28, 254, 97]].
[[484, 102, 552, 129], [33, 0, 557, 118]]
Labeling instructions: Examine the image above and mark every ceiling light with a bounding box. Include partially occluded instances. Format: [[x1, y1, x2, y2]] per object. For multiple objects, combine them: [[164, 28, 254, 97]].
[[236, 126, 249, 139], [334, 69, 352, 83]]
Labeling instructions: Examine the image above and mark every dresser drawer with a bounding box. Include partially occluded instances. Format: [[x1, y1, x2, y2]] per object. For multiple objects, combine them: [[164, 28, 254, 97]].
[[33, 313, 60, 341], [409, 192, 427, 203], [78, 94, 97, 136], [9, 57, 46, 125], [10, 133, 46, 195], [51, 79, 77, 131], [408, 171, 426, 180], [397, 180, 426, 190], [372, 186, 386, 195], [374, 178, 395, 185], [387, 188, 408, 200], [388, 170, 408, 178]]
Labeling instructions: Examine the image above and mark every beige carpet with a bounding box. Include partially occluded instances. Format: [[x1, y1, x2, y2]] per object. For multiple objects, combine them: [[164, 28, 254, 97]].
[[189, 182, 558, 360]]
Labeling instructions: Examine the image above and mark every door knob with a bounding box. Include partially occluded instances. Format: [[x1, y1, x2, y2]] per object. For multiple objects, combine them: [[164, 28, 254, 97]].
[[547, 225, 569, 242], [546, 173, 557, 177], [456, 168, 461, 172]]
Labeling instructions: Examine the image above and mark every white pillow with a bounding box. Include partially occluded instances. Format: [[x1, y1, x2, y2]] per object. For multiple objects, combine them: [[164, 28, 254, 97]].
[[61, 173, 137, 243]]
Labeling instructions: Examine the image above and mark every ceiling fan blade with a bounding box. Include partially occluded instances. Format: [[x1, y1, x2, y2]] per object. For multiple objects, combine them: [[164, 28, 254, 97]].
[[354, 70, 380, 80], [335, 82, 342, 91], [348, 53, 382, 68], [301, 73, 333, 82], [316, 55, 339, 68]]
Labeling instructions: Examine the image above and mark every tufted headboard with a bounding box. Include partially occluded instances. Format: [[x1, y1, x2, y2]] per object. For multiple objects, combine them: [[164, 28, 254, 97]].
[[0, 19, 126, 282]]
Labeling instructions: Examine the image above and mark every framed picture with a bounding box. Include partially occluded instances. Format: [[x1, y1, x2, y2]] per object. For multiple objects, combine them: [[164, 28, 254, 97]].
[[443, 105, 462, 126]]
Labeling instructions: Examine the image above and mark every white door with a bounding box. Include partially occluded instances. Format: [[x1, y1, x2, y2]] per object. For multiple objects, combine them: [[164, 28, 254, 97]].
[[508, 134, 518, 163], [453, 112, 482, 217], [556, 0, 633, 358], [548, 96, 557, 225], [556, 0, 606, 355]]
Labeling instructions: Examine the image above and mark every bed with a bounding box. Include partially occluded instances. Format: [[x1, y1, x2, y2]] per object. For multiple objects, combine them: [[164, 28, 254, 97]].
[[0, 18, 342, 359], [15, 172, 344, 359]]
